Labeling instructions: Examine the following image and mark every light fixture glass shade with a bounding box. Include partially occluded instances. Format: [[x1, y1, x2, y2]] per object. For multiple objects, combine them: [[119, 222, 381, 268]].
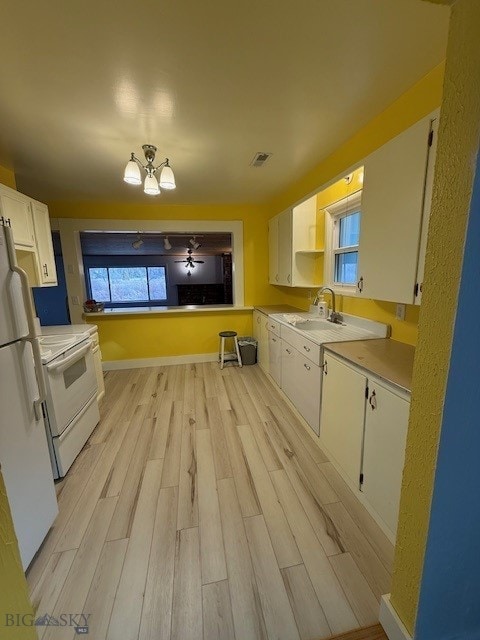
[[124, 160, 142, 185], [144, 174, 160, 195], [159, 164, 176, 190]]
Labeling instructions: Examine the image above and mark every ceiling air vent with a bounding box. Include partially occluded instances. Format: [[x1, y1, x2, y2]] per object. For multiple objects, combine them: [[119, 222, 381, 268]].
[[250, 152, 272, 167]]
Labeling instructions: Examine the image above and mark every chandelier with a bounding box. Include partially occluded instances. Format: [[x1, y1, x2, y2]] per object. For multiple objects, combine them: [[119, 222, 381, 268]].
[[123, 144, 176, 196]]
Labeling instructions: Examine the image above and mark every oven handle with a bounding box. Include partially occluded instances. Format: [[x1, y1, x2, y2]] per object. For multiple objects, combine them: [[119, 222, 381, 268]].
[[46, 341, 92, 374], [4, 224, 46, 420]]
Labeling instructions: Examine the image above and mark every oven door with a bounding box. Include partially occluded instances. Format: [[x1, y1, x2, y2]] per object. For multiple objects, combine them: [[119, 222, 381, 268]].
[[43, 339, 97, 436]]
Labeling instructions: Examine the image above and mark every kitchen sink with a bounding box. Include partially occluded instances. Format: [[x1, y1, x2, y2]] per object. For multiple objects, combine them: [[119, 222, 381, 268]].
[[294, 319, 342, 331]]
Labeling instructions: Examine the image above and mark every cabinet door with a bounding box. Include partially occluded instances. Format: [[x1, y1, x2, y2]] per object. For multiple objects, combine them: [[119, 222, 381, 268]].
[[280, 341, 296, 401], [254, 311, 268, 372], [268, 216, 279, 284], [31, 200, 57, 285], [293, 352, 321, 435], [362, 379, 410, 537], [358, 113, 433, 303], [277, 209, 292, 285], [319, 353, 367, 487], [268, 332, 282, 386], [0, 188, 35, 249], [414, 113, 439, 305]]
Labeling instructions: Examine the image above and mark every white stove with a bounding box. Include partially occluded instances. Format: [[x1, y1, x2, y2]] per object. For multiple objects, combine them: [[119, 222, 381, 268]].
[[39, 331, 91, 364], [38, 330, 100, 478]]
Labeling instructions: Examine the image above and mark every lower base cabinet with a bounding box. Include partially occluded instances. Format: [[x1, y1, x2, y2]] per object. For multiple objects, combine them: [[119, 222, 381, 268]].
[[268, 332, 282, 386], [253, 310, 270, 373], [292, 351, 322, 435], [320, 354, 367, 486], [362, 380, 409, 536], [320, 351, 410, 539]]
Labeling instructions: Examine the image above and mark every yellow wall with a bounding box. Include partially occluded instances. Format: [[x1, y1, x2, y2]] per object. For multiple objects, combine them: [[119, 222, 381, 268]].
[[0, 473, 36, 639], [390, 0, 480, 633], [268, 64, 444, 345], [0, 164, 16, 189]]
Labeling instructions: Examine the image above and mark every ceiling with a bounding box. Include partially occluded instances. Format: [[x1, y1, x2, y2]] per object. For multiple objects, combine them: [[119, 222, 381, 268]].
[[0, 1, 449, 204], [80, 232, 232, 256]]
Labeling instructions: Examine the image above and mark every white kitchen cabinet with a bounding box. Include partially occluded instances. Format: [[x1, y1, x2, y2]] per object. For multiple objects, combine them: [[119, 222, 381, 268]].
[[292, 350, 322, 435], [280, 340, 296, 401], [91, 329, 105, 402], [253, 310, 269, 373], [362, 378, 409, 536], [268, 331, 282, 386], [31, 200, 57, 286], [0, 184, 57, 287], [319, 349, 411, 539], [319, 353, 367, 487], [268, 216, 279, 284], [0, 185, 35, 249], [414, 114, 439, 305], [357, 111, 438, 304], [269, 196, 321, 287]]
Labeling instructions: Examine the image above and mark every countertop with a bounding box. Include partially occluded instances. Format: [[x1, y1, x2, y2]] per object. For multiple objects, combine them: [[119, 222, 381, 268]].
[[83, 305, 254, 317], [324, 338, 415, 393], [255, 305, 303, 315], [39, 323, 97, 336]]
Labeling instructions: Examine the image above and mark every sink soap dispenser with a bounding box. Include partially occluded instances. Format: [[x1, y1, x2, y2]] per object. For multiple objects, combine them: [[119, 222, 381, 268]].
[[317, 296, 328, 319]]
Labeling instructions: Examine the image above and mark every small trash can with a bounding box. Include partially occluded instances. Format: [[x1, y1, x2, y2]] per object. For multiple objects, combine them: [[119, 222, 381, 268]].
[[237, 336, 257, 365]]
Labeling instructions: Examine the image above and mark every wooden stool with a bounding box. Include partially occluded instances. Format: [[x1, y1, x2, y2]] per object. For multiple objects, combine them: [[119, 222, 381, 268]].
[[219, 331, 243, 369]]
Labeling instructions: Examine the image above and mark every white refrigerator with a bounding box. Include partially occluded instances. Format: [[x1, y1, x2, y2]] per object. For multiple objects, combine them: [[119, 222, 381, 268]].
[[0, 222, 58, 569]]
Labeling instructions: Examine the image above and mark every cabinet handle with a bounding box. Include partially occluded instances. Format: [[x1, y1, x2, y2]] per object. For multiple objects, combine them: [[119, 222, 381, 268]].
[[303, 345, 310, 352], [304, 363, 311, 371], [286, 348, 291, 354], [257, 316, 260, 324], [272, 337, 277, 342], [287, 274, 291, 283], [322, 360, 328, 375], [43, 263, 48, 277], [357, 276, 364, 292], [369, 390, 377, 410], [275, 274, 279, 282]]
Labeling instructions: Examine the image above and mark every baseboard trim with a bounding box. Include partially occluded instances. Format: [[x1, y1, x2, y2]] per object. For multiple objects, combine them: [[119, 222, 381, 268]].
[[102, 353, 218, 370], [379, 595, 412, 640]]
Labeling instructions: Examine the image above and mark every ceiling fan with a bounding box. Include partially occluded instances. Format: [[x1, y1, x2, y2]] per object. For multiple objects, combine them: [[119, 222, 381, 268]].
[[175, 249, 204, 276]]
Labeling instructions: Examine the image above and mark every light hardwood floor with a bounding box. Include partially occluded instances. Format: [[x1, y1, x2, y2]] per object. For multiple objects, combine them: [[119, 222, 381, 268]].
[[27, 363, 393, 640]]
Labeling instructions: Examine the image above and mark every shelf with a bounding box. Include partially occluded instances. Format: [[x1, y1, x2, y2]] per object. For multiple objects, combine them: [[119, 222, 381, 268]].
[[295, 249, 324, 255]]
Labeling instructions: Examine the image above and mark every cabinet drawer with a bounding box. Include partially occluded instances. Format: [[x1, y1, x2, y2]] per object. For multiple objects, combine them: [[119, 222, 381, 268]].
[[266, 318, 281, 337], [280, 325, 321, 365]]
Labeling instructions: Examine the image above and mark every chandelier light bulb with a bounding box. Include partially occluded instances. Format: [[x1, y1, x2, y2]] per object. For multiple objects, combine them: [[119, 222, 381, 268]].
[[144, 174, 160, 195], [159, 163, 176, 190], [124, 158, 142, 185]]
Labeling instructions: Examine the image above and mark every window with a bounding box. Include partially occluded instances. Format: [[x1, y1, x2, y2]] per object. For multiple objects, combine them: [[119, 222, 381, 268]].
[[88, 266, 167, 304], [325, 190, 362, 291]]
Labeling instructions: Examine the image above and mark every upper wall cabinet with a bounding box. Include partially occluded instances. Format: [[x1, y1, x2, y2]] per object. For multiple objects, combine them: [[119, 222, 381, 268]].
[[31, 199, 57, 286], [0, 187, 36, 249], [356, 110, 439, 304], [0, 184, 57, 287], [269, 196, 321, 287]]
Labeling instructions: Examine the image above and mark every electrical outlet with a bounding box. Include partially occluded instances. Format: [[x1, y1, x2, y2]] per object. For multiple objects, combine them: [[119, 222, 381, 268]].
[[72, 295, 80, 306], [396, 303, 406, 321]]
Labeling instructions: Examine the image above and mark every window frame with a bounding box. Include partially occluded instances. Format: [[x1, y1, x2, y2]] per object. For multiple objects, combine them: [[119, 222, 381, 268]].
[[324, 190, 362, 295], [87, 264, 168, 307]]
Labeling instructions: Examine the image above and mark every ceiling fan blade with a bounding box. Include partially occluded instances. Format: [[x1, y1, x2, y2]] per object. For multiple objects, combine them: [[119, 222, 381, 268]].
[[194, 260, 205, 264]]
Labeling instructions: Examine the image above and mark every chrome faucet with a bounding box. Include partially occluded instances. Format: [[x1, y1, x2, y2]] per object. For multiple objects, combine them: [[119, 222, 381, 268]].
[[316, 287, 343, 324]]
